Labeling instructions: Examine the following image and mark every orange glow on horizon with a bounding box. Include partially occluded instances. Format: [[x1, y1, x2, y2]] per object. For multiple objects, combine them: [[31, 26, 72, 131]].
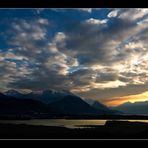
[[105, 91, 148, 107]]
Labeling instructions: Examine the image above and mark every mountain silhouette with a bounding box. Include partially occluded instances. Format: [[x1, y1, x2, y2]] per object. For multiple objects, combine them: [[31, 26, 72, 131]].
[[2, 90, 124, 117], [4, 89, 74, 104], [0, 92, 99, 117], [4, 89, 23, 98], [49, 95, 99, 116], [0, 93, 54, 118], [85, 99, 122, 115], [114, 101, 148, 115]]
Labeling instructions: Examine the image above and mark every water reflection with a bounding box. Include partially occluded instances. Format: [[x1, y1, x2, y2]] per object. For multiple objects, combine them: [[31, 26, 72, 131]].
[[0, 119, 148, 128]]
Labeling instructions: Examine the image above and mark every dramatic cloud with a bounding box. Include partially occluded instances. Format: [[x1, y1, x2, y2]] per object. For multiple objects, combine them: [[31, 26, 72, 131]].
[[0, 8, 147, 106], [1, 18, 78, 91]]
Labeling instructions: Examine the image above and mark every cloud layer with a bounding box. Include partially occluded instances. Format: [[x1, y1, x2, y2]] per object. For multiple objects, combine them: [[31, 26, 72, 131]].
[[0, 8, 148, 105]]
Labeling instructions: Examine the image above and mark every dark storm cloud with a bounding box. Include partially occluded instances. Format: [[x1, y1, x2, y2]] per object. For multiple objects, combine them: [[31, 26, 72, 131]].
[[62, 17, 138, 66], [69, 68, 95, 87], [9, 68, 70, 90], [95, 72, 118, 83]]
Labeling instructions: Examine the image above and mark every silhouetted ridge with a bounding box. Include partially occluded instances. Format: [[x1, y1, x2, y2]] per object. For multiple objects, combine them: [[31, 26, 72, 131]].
[[2, 89, 125, 116], [85, 99, 123, 115], [114, 101, 148, 115], [49, 95, 98, 115], [0, 93, 54, 118], [4, 89, 75, 104]]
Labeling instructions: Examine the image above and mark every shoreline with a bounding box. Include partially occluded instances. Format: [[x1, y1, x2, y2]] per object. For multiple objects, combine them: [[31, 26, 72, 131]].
[[1, 115, 148, 120], [0, 120, 148, 139]]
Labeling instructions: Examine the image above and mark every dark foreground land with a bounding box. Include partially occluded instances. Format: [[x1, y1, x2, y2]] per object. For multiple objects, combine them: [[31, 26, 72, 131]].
[[1, 121, 148, 139], [1, 114, 148, 120]]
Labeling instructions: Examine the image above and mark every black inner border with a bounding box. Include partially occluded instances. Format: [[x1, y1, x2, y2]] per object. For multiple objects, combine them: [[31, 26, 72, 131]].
[[0, 0, 147, 8]]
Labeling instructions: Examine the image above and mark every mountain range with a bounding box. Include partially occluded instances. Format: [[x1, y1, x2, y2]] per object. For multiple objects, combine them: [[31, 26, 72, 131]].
[[49, 95, 98, 116], [4, 89, 73, 104], [0, 89, 120, 117], [0, 93, 53, 118], [113, 101, 148, 115], [85, 99, 122, 115], [1, 89, 148, 117]]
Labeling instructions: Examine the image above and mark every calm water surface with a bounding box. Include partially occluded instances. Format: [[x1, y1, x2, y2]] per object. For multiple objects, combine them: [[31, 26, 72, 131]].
[[0, 119, 148, 128]]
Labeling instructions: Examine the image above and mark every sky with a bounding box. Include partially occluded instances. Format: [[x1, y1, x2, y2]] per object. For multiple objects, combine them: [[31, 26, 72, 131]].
[[0, 8, 148, 106]]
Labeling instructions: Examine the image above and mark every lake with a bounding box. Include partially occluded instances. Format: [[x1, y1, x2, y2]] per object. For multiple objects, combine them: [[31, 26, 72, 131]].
[[0, 119, 148, 128]]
